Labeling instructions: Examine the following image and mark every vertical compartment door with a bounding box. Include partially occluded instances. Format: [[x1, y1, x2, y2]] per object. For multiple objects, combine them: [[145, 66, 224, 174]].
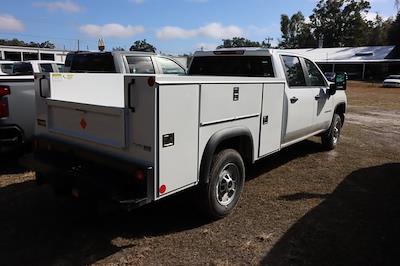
[[158, 84, 199, 197], [259, 83, 285, 157]]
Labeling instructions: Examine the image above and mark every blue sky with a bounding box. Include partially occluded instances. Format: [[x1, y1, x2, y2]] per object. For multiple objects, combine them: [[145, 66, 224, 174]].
[[0, 0, 397, 54]]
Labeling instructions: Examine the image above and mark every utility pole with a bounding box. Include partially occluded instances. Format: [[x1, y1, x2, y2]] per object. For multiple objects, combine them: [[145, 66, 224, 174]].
[[77, 39, 80, 51], [265, 37, 274, 48]]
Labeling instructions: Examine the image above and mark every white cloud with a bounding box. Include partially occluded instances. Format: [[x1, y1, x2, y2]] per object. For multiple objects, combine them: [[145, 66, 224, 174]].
[[157, 23, 243, 40], [79, 23, 144, 38], [0, 14, 24, 32], [33, 1, 82, 13]]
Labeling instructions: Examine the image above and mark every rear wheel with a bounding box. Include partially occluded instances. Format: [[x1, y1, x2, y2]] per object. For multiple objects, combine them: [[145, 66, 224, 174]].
[[321, 114, 342, 150], [201, 149, 245, 220]]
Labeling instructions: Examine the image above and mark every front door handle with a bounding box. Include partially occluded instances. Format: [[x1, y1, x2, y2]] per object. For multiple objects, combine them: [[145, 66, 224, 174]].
[[290, 97, 298, 104], [315, 95, 321, 100]]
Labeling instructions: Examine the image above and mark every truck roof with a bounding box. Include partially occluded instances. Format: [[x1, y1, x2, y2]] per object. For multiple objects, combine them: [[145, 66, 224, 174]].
[[193, 47, 303, 58]]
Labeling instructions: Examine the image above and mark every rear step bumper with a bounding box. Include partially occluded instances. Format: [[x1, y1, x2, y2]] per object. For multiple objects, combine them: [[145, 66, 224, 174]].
[[20, 140, 155, 210], [0, 125, 25, 152]]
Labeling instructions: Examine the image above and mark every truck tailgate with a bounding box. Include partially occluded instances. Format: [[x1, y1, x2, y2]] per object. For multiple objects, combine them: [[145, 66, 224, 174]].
[[47, 99, 127, 148]]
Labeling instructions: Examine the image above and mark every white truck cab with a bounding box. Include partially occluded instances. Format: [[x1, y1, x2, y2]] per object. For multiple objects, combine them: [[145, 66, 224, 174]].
[[25, 48, 347, 219]]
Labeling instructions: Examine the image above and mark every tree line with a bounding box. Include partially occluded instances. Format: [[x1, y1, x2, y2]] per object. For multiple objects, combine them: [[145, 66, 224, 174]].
[[279, 0, 399, 48], [0, 38, 55, 49]]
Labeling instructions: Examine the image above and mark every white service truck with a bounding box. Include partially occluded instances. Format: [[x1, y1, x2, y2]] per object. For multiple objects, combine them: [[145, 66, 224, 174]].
[[25, 48, 347, 219]]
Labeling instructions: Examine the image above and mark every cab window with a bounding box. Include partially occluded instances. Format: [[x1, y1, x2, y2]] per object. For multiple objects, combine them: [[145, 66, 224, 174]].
[[126, 56, 155, 74], [40, 63, 54, 73], [305, 59, 326, 86], [156, 57, 186, 75], [281, 55, 306, 87]]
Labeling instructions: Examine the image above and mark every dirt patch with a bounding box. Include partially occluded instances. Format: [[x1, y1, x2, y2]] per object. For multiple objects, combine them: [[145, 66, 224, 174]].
[[0, 81, 399, 266]]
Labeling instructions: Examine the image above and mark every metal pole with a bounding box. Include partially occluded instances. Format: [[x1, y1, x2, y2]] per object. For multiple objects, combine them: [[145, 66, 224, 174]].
[[362, 63, 366, 80]]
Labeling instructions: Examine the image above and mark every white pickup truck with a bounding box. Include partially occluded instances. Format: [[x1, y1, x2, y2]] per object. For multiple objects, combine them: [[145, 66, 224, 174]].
[[0, 60, 64, 152], [25, 48, 347, 219]]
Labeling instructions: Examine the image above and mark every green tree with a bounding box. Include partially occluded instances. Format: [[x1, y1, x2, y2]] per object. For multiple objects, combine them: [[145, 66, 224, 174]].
[[280, 12, 316, 48], [112, 46, 125, 51], [309, 0, 371, 47], [217, 37, 261, 48], [129, 39, 156, 52], [387, 12, 400, 45]]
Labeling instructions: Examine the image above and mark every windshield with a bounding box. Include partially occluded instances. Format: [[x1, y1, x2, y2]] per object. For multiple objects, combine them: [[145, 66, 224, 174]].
[[189, 56, 275, 77], [66, 52, 116, 73]]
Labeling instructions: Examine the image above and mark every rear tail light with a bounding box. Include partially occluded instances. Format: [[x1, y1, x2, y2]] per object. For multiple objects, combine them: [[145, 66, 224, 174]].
[[0, 86, 10, 118], [0, 86, 10, 97], [0, 100, 8, 118]]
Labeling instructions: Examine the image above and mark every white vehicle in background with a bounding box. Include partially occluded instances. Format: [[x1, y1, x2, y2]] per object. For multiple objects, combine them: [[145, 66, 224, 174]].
[[0, 60, 64, 153], [0, 51, 186, 153], [25, 48, 347, 219], [0, 61, 15, 75], [383, 75, 400, 88], [12, 60, 64, 75]]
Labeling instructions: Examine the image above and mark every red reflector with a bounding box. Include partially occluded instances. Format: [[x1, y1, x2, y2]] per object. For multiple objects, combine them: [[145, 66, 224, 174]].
[[134, 169, 145, 182], [80, 118, 87, 129], [159, 184, 166, 194], [0, 86, 10, 97], [0, 100, 9, 118], [147, 76, 155, 87]]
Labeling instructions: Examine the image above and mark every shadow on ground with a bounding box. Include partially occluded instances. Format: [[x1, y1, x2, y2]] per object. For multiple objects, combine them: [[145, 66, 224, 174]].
[[262, 163, 400, 266], [0, 155, 27, 175], [0, 139, 327, 266]]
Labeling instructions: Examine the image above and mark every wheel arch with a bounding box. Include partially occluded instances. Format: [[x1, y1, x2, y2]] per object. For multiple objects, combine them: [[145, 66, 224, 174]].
[[199, 127, 254, 184], [334, 102, 346, 126]]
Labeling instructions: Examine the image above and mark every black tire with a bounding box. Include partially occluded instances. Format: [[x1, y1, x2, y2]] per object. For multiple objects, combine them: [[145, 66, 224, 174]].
[[201, 149, 245, 220], [321, 114, 342, 150]]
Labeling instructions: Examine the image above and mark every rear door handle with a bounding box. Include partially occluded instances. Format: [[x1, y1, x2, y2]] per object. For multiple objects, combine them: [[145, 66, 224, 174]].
[[290, 97, 298, 104], [315, 95, 321, 100]]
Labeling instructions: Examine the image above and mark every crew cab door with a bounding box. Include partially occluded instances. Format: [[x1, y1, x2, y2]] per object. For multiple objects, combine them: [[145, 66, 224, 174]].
[[303, 58, 334, 131], [281, 55, 315, 143]]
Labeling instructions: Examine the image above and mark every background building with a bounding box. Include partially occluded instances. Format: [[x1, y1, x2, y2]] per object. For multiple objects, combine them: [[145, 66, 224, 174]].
[[0, 45, 69, 62], [290, 46, 400, 80]]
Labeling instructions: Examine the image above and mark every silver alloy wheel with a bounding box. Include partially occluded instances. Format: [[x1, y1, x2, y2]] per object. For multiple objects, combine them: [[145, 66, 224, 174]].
[[216, 163, 239, 206], [332, 120, 340, 144]]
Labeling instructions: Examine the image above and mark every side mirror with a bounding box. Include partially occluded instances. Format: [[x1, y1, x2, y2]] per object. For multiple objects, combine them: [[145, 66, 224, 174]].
[[335, 72, 347, 90], [329, 83, 337, 95]]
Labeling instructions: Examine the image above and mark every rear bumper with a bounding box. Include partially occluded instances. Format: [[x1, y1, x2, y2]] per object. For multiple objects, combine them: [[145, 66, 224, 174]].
[[0, 125, 25, 152], [21, 137, 154, 210]]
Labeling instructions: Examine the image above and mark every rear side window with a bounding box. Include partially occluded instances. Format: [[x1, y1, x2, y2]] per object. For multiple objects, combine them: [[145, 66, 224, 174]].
[[305, 59, 326, 86], [156, 57, 185, 75], [40, 63, 54, 73], [189, 56, 274, 77], [12, 62, 33, 75], [281, 56, 306, 87], [126, 56, 155, 74], [0, 64, 14, 74], [67, 53, 116, 73]]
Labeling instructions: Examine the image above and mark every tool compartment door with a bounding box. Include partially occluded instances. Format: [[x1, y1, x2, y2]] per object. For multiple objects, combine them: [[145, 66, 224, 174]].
[[157, 84, 199, 197], [259, 83, 285, 157]]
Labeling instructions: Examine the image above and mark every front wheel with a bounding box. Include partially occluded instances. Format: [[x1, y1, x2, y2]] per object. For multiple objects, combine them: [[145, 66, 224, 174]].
[[321, 114, 342, 150], [201, 149, 245, 220]]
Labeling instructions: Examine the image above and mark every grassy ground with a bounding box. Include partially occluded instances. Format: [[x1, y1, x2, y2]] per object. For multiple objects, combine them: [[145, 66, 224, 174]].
[[0, 81, 399, 266]]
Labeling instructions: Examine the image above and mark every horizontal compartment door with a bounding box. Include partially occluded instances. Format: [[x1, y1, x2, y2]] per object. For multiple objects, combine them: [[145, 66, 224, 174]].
[[47, 100, 127, 148], [200, 83, 262, 125]]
